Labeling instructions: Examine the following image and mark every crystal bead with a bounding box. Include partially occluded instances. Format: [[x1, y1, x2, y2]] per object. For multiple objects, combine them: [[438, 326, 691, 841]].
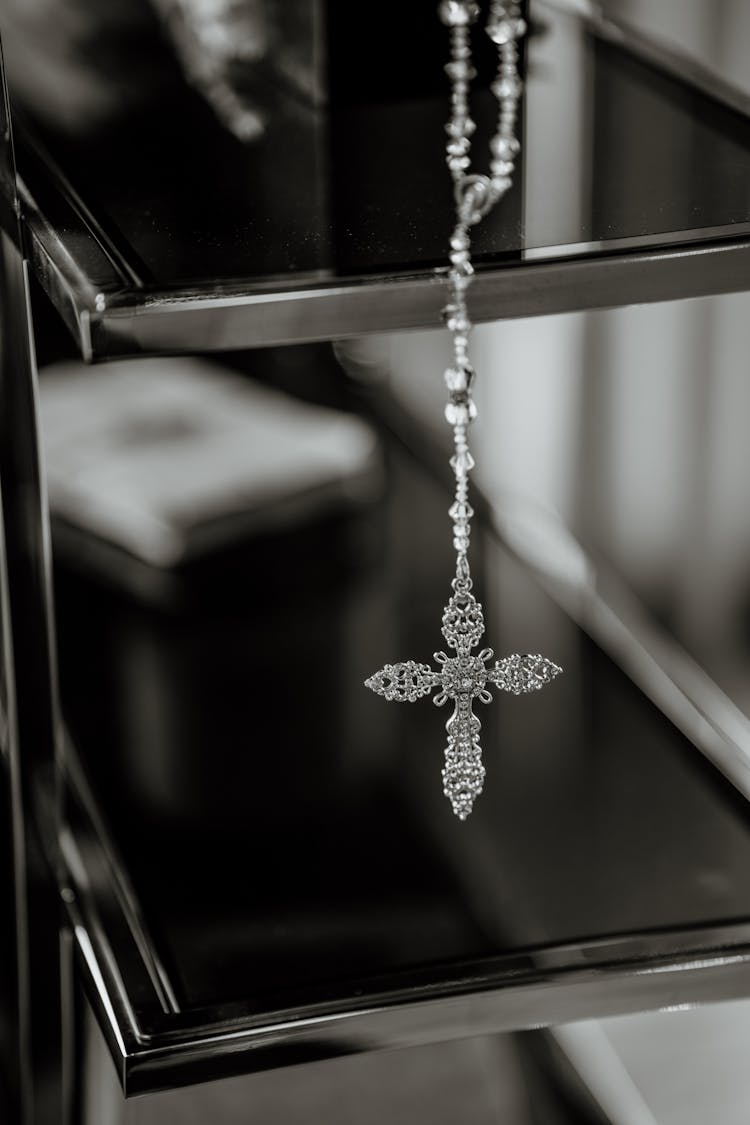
[[490, 135, 520, 158], [438, 1, 480, 26], [444, 366, 470, 393], [489, 158, 514, 176], [445, 60, 477, 82], [490, 174, 512, 194], [492, 75, 523, 99], [453, 536, 470, 552], [445, 118, 476, 140], [447, 137, 470, 156], [447, 155, 471, 174], [449, 251, 473, 275], [450, 450, 475, 475], [450, 231, 469, 251], [486, 16, 527, 44], [445, 402, 469, 425], [445, 400, 477, 425], [446, 313, 470, 333], [450, 500, 474, 521], [448, 269, 471, 290]]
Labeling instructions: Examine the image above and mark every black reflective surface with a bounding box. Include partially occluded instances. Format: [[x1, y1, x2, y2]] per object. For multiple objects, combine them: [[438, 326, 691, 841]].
[[12, 0, 750, 296], [589, 40, 750, 241], [54, 383, 750, 1019]]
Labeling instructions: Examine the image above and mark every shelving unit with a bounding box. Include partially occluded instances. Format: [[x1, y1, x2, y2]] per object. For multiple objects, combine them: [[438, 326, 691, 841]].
[[3, 2, 750, 1121]]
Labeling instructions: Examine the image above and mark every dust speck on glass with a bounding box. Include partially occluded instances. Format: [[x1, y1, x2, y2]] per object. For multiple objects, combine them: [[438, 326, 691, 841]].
[[365, 0, 562, 820]]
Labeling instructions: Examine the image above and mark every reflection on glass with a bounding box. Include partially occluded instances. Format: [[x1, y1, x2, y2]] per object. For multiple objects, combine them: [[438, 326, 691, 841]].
[[8, 0, 750, 291]]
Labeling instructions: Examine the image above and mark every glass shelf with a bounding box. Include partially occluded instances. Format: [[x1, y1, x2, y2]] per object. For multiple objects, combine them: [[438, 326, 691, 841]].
[[55, 415, 750, 1095], [7, 0, 750, 1099], [10, 0, 750, 359]]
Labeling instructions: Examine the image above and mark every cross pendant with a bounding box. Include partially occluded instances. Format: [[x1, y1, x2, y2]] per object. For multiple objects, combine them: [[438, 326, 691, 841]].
[[365, 583, 561, 819]]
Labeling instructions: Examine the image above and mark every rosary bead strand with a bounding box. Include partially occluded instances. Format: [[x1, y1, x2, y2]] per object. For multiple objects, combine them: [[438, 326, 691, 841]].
[[365, 3, 561, 821], [441, 0, 526, 588]]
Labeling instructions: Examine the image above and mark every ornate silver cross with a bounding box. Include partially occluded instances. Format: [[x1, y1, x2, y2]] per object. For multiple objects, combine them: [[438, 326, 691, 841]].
[[365, 4, 558, 822], [365, 579, 561, 819]]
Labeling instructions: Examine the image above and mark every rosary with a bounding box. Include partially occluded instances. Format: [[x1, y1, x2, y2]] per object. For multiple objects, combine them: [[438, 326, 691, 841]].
[[366, 0, 561, 820]]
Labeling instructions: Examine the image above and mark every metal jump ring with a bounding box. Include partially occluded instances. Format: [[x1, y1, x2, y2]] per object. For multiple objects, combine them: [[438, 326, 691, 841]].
[[455, 174, 495, 225]]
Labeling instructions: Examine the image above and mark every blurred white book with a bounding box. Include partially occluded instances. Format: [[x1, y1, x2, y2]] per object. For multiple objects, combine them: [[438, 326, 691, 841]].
[[39, 357, 381, 568]]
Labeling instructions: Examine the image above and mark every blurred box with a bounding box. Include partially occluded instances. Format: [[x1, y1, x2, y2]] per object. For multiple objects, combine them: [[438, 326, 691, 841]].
[[39, 356, 382, 570]]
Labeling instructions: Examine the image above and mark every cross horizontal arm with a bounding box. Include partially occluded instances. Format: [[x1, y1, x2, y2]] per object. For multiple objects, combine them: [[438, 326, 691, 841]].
[[365, 660, 440, 702], [487, 654, 562, 695]]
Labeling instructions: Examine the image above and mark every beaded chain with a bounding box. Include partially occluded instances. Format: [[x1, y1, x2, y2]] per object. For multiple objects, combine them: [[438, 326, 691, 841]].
[[365, 2, 561, 822], [440, 0, 526, 587]]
